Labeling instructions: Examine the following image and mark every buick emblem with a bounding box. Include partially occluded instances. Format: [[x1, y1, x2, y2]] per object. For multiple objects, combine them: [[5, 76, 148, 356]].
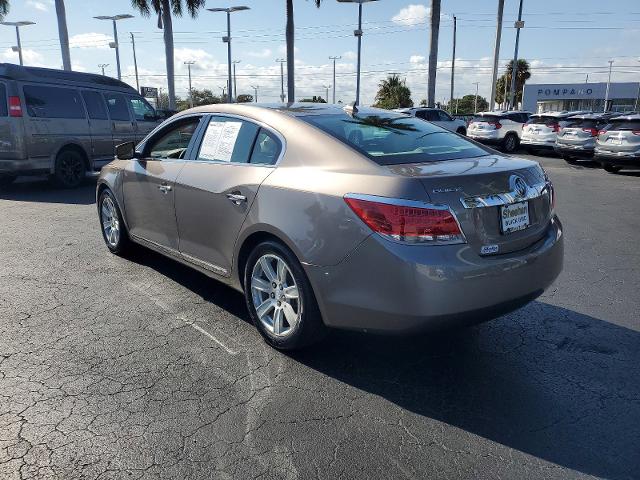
[[510, 175, 528, 198]]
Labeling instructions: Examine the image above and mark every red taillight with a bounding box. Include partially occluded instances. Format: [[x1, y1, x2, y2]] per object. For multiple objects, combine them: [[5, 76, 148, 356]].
[[582, 128, 598, 137], [598, 129, 607, 135], [632, 130, 640, 136], [489, 121, 502, 130], [8, 96, 22, 117], [551, 123, 560, 133], [344, 195, 464, 244]]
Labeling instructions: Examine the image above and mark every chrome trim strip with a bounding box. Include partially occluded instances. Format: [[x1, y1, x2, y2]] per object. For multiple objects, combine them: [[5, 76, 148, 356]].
[[130, 234, 229, 277], [460, 182, 549, 209]]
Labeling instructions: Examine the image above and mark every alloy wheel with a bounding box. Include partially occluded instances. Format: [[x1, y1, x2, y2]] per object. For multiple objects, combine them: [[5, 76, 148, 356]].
[[59, 155, 84, 186], [101, 196, 120, 248], [251, 254, 301, 337]]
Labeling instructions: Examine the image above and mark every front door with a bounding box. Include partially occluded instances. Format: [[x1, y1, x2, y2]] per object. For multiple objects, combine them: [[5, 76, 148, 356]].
[[122, 115, 203, 250], [127, 95, 160, 142], [103, 92, 137, 150], [80, 90, 113, 168], [175, 116, 281, 276]]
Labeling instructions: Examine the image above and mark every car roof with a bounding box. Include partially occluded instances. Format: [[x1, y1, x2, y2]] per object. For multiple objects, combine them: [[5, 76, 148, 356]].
[[608, 113, 640, 121], [0, 63, 138, 93], [566, 112, 615, 120], [184, 102, 407, 118], [475, 110, 530, 116]]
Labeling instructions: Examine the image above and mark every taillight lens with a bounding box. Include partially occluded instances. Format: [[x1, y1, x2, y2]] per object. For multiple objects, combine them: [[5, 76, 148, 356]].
[[598, 129, 607, 135], [8, 96, 22, 117], [632, 130, 640, 136], [583, 128, 598, 137], [551, 123, 560, 132], [344, 195, 465, 245]]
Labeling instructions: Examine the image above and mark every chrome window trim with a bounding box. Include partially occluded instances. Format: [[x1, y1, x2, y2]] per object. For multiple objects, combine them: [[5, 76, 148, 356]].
[[343, 193, 467, 246], [194, 112, 286, 168], [460, 182, 550, 209]]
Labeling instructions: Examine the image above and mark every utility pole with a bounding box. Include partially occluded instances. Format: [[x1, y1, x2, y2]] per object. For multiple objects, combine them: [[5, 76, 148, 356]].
[[635, 60, 640, 112], [427, 0, 441, 107], [473, 81, 480, 113], [329, 55, 341, 104], [0, 22, 36, 66], [509, 0, 525, 110], [55, 0, 71, 71], [323, 85, 331, 103], [250, 85, 259, 102], [184, 61, 196, 108], [276, 58, 286, 102], [232, 60, 241, 101], [489, 0, 504, 111], [450, 15, 456, 112], [604, 60, 613, 113], [98, 64, 109, 76], [130, 32, 140, 93]]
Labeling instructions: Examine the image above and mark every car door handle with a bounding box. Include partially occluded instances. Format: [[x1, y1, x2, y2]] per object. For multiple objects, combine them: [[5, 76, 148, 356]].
[[226, 193, 247, 205], [158, 184, 172, 194]]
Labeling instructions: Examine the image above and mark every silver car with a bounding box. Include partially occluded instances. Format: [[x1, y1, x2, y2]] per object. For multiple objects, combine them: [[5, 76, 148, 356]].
[[521, 111, 590, 153], [395, 107, 468, 135], [97, 103, 563, 350], [554, 113, 616, 162], [595, 114, 640, 173]]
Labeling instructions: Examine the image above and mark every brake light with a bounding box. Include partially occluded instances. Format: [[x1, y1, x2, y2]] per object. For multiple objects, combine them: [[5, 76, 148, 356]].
[[582, 128, 599, 137], [344, 195, 465, 244], [633, 130, 640, 136], [8, 96, 22, 117], [489, 121, 502, 130], [598, 129, 607, 135], [551, 123, 560, 133]]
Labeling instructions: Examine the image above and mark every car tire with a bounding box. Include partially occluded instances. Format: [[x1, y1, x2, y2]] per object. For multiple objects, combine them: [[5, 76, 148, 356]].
[[603, 164, 622, 174], [0, 175, 17, 188], [53, 149, 86, 189], [502, 133, 519, 153], [98, 188, 133, 256], [456, 127, 467, 136], [244, 240, 326, 350]]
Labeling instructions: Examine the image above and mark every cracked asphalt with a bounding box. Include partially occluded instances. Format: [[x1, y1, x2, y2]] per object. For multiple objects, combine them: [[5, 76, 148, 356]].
[[0, 155, 639, 480]]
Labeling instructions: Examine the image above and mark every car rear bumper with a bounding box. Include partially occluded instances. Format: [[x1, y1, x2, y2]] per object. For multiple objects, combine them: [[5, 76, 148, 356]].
[[467, 134, 502, 145], [595, 149, 640, 166], [521, 138, 555, 149], [554, 144, 595, 157], [306, 216, 564, 333]]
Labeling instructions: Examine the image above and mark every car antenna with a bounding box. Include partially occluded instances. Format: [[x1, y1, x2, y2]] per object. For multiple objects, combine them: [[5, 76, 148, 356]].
[[343, 102, 358, 117]]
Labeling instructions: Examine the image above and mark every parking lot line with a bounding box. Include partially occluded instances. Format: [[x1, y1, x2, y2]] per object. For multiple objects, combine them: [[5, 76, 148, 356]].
[[177, 314, 240, 355]]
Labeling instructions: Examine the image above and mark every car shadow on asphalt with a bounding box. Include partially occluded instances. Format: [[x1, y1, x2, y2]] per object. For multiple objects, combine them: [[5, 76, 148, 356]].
[[127, 246, 639, 479], [0, 177, 97, 205]]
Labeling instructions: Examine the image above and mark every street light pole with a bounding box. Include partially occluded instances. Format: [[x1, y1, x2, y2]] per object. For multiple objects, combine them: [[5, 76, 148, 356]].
[[473, 81, 480, 114], [338, 0, 378, 106], [0, 21, 36, 66], [276, 59, 286, 102], [509, 0, 525, 110], [208, 7, 250, 103], [450, 15, 456, 112], [94, 15, 134, 81], [184, 61, 196, 108], [323, 85, 331, 103], [250, 85, 259, 102], [329, 56, 341, 104], [232, 60, 241, 101], [604, 60, 614, 113], [634, 60, 640, 112], [130, 33, 140, 93], [99, 64, 109, 76]]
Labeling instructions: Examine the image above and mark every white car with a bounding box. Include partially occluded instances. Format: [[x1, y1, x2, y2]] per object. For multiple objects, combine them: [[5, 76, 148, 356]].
[[396, 108, 468, 135], [521, 111, 591, 153], [467, 110, 531, 153]]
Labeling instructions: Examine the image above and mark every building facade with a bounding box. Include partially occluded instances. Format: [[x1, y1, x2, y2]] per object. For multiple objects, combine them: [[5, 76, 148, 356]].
[[522, 82, 640, 113]]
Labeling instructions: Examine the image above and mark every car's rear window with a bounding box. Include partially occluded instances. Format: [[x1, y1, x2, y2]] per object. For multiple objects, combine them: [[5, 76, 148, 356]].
[[0, 83, 7, 117], [471, 115, 503, 123], [564, 118, 600, 129], [301, 112, 488, 165], [527, 116, 562, 125], [604, 119, 640, 131], [23, 85, 85, 119]]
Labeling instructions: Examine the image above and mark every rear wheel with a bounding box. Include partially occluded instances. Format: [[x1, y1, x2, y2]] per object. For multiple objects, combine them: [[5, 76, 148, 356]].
[[0, 175, 17, 188], [502, 133, 519, 153], [603, 164, 622, 174], [53, 149, 86, 188], [244, 240, 326, 350], [98, 189, 132, 256]]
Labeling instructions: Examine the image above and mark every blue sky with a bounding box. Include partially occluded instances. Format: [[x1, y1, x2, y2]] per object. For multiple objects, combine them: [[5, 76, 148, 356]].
[[2, 0, 640, 105]]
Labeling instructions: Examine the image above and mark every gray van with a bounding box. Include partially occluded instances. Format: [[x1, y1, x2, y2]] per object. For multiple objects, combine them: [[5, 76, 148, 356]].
[[0, 63, 160, 188]]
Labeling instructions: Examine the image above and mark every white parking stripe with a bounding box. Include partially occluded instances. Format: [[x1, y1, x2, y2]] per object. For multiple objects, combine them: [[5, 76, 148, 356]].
[[178, 315, 239, 355]]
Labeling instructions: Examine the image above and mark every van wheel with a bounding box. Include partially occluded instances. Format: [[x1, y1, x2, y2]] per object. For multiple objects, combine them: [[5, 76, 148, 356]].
[[53, 149, 86, 188], [603, 164, 621, 174], [244, 240, 326, 350], [502, 133, 519, 153], [0, 175, 17, 187]]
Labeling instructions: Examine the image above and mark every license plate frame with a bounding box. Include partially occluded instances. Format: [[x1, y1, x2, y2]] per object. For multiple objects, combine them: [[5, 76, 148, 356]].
[[610, 138, 622, 145], [500, 201, 530, 234]]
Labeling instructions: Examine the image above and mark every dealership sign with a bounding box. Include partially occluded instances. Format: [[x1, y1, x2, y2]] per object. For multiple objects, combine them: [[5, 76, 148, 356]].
[[537, 87, 593, 97]]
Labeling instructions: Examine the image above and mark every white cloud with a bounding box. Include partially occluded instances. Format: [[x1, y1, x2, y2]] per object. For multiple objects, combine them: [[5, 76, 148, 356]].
[[342, 51, 357, 60], [26, 0, 51, 12], [392, 4, 429, 27], [277, 44, 299, 55], [2, 48, 44, 65], [248, 48, 272, 59], [69, 33, 112, 50], [410, 55, 426, 64]]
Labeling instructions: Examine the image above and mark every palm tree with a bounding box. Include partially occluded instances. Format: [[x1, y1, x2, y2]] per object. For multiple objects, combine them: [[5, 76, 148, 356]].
[[495, 59, 531, 108], [131, 0, 206, 109], [0, 0, 8, 20], [427, 0, 441, 107], [55, 0, 71, 70], [285, 0, 322, 103], [373, 74, 414, 110]]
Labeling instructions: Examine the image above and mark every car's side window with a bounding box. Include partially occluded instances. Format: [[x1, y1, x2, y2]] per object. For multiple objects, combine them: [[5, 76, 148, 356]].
[[414, 110, 427, 120], [250, 129, 282, 165], [197, 116, 260, 164], [81, 90, 108, 120], [0, 83, 7, 117], [23, 85, 85, 119], [146, 117, 201, 160], [424, 110, 439, 121], [103, 92, 130, 121], [128, 96, 156, 122], [438, 110, 453, 121]]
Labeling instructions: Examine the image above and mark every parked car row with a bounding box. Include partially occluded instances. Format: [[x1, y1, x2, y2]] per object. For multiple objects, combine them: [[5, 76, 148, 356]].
[[395, 107, 468, 135], [467, 110, 532, 153], [0, 63, 161, 188]]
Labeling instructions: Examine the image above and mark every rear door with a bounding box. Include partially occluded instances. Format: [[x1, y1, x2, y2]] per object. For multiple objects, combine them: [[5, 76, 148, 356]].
[[103, 92, 137, 149], [22, 84, 89, 165], [127, 95, 160, 142], [174, 115, 280, 276], [0, 80, 25, 162], [122, 115, 204, 250], [80, 90, 113, 168], [436, 110, 455, 131]]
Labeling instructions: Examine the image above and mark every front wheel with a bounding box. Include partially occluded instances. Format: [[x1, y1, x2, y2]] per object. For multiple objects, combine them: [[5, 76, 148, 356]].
[[502, 133, 519, 153], [603, 164, 621, 174], [98, 189, 132, 256], [244, 241, 326, 350]]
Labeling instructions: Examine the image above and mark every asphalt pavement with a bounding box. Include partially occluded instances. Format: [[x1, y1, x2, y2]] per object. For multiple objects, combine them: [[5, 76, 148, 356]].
[[0, 154, 638, 480]]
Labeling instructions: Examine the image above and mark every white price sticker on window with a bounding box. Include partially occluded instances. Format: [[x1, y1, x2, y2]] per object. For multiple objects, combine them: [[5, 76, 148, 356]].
[[199, 121, 242, 162]]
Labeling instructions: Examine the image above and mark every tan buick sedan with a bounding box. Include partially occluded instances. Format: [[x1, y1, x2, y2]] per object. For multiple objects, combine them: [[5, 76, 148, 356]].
[[97, 103, 563, 350]]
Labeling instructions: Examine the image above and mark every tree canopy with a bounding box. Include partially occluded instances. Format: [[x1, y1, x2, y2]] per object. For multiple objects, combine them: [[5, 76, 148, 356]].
[[495, 59, 531, 106], [445, 94, 489, 115], [373, 75, 414, 110]]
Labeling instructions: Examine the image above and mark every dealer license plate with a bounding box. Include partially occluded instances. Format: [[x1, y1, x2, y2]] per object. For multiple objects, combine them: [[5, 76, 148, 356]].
[[501, 201, 530, 234]]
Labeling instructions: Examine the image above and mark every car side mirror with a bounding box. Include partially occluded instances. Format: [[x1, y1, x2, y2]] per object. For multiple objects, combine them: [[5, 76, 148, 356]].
[[144, 112, 160, 121], [115, 141, 137, 160]]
